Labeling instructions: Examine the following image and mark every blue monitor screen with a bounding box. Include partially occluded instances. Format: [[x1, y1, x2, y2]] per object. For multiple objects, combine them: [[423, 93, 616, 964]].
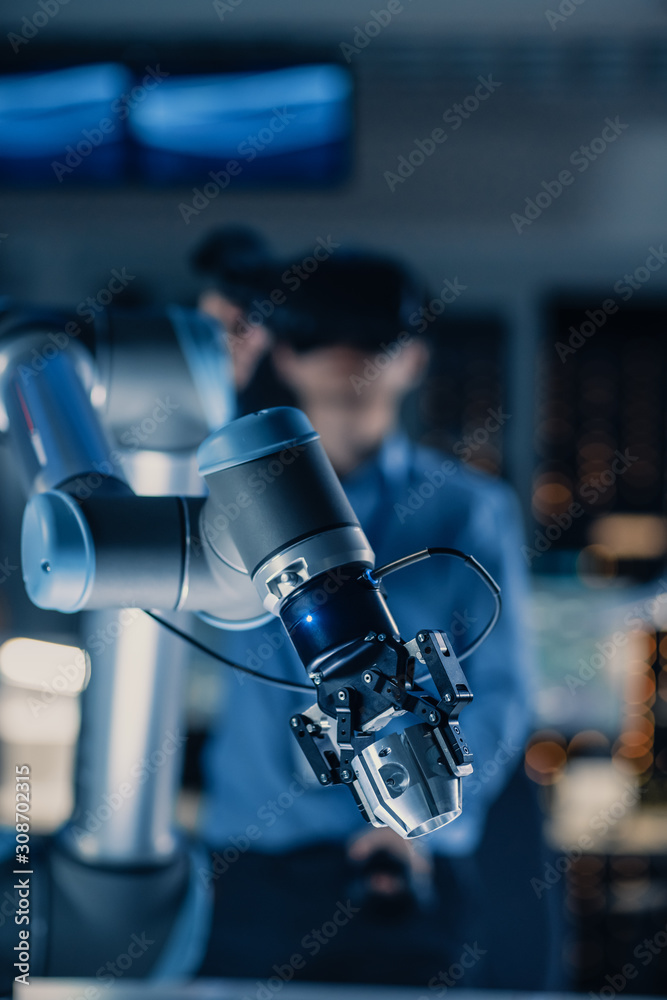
[[0, 61, 353, 187], [0, 63, 131, 183]]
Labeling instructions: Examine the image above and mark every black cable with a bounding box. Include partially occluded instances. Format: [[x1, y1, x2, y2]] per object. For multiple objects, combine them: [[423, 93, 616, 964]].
[[372, 546, 502, 662], [145, 548, 500, 690], [142, 610, 314, 694]]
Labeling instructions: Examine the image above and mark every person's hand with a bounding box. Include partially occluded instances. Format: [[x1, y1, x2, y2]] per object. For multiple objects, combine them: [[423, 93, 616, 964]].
[[346, 827, 435, 917], [348, 826, 432, 891]]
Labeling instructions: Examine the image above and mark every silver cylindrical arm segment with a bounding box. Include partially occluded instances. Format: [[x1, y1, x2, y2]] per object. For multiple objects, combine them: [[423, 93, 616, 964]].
[[21, 492, 268, 624], [197, 407, 375, 612], [2, 338, 127, 494], [2, 311, 256, 867], [60, 609, 188, 865], [93, 306, 234, 452]]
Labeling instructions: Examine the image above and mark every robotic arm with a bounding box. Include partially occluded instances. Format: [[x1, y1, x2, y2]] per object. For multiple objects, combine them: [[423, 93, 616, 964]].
[[197, 408, 478, 839], [19, 401, 490, 840], [0, 307, 501, 988]]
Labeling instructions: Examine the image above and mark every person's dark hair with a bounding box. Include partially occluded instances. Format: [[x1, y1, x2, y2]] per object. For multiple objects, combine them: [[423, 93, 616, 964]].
[[190, 226, 276, 313], [266, 250, 429, 353]]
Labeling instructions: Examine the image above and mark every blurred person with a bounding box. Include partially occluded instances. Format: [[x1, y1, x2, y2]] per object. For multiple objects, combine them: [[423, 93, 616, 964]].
[[197, 247, 558, 987], [191, 226, 275, 394]]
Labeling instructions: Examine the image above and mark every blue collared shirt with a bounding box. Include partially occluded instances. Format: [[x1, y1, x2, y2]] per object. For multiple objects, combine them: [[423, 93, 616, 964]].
[[200, 434, 534, 856]]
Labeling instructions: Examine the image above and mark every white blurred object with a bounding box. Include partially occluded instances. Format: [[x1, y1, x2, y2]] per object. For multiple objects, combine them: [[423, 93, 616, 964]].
[[0, 682, 80, 744], [0, 638, 85, 831], [548, 759, 639, 850], [0, 636, 89, 694]]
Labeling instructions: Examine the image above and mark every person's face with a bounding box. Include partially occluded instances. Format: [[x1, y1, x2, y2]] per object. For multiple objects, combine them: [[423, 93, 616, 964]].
[[272, 340, 428, 476], [198, 290, 270, 392]]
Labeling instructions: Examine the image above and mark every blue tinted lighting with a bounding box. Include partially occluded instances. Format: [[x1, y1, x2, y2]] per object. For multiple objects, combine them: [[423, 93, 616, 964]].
[[129, 64, 352, 159], [0, 61, 352, 186], [0, 64, 130, 157]]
